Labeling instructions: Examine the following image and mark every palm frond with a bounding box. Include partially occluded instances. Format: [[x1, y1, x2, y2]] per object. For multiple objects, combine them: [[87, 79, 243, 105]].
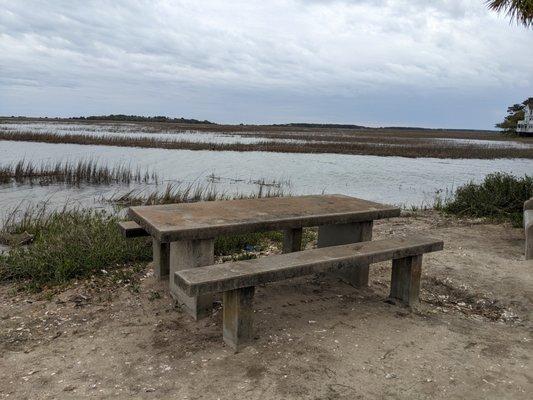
[[486, 0, 533, 27]]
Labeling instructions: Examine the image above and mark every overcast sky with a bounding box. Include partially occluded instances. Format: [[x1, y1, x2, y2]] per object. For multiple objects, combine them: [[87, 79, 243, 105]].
[[0, 1, 532, 129]]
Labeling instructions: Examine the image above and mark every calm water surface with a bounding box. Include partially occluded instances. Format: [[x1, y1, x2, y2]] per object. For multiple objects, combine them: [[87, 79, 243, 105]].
[[1, 140, 532, 217]]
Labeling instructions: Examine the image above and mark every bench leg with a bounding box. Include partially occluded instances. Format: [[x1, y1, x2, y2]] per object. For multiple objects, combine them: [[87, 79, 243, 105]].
[[389, 255, 422, 307], [526, 220, 533, 260], [282, 228, 303, 253], [223, 286, 255, 352], [169, 239, 215, 320], [153, 239, 170, 280], [317, 221, 373, 287]]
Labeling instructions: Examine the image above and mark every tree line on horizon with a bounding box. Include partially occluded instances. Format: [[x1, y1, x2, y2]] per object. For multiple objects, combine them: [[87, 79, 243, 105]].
[[71, 114, 215, 124]]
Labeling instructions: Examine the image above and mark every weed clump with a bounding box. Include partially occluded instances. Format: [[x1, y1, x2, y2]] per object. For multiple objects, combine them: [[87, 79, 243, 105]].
[[436, 173, 532, 226], [0, 210, 152, 290], [0, 187, 286, 290]]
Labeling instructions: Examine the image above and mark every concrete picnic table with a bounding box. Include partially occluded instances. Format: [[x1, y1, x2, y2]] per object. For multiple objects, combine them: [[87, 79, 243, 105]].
[[127, 194, 400, 319]]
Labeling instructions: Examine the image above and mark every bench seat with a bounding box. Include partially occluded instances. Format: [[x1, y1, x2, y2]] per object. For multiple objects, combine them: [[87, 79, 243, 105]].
[[175, 235, 443, 351], [118, 221, 149, 238]]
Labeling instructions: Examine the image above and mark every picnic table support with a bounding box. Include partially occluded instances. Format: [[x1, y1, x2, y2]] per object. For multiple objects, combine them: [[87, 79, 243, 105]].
[[389, 255, 422, 306], [525, 198, 533, 260], [153, 240, 170, 280], [282, 228, 303, 253], [169, 239, 215, 320], [223, 286, 255, 351], [317, 221, 373, 287]]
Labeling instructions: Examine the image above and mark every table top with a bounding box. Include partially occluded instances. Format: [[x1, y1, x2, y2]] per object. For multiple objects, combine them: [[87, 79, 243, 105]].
[[128, 194, 400, 242]]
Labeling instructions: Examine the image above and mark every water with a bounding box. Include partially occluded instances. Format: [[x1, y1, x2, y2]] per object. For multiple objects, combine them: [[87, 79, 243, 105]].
[[1, 140, 531, 216], [436, 137, 532, 149]]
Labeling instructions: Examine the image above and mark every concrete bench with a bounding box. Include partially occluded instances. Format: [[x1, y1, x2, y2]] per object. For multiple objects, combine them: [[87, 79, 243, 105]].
[[175, 235, 443, 351], [525, 198, 533, 260]]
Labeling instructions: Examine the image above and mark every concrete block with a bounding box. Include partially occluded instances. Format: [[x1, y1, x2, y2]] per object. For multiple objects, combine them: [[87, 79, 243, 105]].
[[389, 255, 423, 307], [317, 221, 373, 287], [118, 221, 149, 238], [170, 238, 215, 320], [223, 286, 255, 351], [152, 239, 170, 280], [282, 228, 303, 253]]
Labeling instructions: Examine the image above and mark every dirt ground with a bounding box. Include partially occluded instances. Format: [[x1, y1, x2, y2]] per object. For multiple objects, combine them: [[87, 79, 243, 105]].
[[1, 211, 532, 399]]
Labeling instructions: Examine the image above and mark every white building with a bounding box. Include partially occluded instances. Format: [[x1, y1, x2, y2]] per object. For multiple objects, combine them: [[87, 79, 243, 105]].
[[516, 102, 533, 134]]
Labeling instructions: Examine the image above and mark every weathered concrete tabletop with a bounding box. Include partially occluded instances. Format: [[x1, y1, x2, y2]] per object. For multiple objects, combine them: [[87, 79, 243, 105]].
[[128, 194, 400, 243]]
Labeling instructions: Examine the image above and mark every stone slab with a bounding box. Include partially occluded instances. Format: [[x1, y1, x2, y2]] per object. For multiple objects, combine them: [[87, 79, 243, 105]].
[[118, 221, 149, 238], [175, 235, 443, 296], [128, 195, 400, 242]]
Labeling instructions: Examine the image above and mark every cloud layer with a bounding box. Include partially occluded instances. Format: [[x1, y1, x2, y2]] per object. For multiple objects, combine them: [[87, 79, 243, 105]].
[[1, 0, 532, 128]]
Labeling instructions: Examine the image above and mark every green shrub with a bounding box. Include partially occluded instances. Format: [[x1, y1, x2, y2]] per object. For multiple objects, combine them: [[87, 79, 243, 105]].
[[0, 208, 283, 290], [0, 210, 152, 290], [437, 173, 532, 226]]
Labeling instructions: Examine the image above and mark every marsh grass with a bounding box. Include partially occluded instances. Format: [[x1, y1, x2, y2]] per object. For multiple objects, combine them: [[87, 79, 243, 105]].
[[435, 173, 533, 226], [0, 209, 152, 290], [0, 159, 158, 186], [106, 182, 286, 207], [0, 186, 286, 291], [1, 129, 532, 159]]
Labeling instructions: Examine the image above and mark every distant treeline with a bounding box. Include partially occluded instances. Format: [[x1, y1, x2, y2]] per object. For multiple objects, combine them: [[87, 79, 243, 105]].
[[70, 114, 215, 124], [272, 123, 492, 132], [274, 123, 366, 129]]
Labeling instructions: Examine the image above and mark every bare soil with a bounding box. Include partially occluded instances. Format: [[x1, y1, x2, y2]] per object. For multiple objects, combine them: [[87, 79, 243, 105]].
[[1, 211, 532, 399]]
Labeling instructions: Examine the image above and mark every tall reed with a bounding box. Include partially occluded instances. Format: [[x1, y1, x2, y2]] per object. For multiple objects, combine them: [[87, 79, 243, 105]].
[[0, 159, 158, 186], [106, 182, 286, 207]]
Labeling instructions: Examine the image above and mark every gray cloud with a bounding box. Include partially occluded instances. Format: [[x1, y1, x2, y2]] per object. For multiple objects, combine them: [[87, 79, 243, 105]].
[[0, 0, 532, 128]]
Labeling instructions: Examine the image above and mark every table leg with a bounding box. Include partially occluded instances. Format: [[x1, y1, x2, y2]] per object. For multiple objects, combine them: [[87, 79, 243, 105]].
[[169, 238, 215, 320], [153, 239, 170, 280], [282, 228, 303, 253], [317, 221, 373, 287]]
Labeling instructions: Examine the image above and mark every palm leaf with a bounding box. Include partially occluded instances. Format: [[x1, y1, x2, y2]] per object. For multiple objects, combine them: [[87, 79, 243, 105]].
[[486, 0, 533, 27]]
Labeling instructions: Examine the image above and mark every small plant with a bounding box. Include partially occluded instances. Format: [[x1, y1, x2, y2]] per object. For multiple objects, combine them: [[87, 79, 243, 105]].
[[148, 290, 161, 301], [437, 173, 532, 226]]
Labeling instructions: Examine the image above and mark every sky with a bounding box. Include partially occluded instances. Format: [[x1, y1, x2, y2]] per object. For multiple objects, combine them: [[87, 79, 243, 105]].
[[0, 1, 532, 129]]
